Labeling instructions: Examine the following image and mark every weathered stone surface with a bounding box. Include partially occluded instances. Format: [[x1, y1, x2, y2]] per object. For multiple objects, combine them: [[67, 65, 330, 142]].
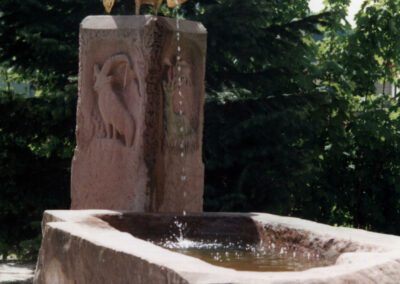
[[71, 16, 207, 212], [34, 210, 400, 283], [0, 262, 35, 283]]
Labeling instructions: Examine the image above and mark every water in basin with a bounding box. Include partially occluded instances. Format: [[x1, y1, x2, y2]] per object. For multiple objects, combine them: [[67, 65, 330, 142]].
[[152, 220, 331, 272], [100, 214, 336, 272]]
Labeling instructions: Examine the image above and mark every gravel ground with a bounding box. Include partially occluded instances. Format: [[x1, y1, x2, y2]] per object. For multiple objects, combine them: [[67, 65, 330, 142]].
[[0, 262, 35, 283]]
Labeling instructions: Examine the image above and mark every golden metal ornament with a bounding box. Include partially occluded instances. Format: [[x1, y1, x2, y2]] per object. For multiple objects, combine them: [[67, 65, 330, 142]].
[[103, 0, 115, 13], [166, 0, 187, 8], [102, 0, 187, 15]]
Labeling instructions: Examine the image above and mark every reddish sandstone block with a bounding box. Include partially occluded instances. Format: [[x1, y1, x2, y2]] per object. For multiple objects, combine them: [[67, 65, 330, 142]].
[[71, 16, 207, 212]]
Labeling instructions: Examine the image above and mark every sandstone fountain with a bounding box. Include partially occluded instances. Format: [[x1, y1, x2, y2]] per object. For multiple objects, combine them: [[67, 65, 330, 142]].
[[34, 10, 400, 284]]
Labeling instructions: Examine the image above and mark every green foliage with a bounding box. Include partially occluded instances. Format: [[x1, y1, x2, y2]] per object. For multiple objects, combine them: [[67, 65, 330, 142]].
[[346, 95, 400, 233], [304, 0, 400, 232], [197, 0, 400, 236], [346, 0, 400, 95], [0, 90, 76, 260], [0, 0, 102, 90], [190, 0, 336, 216], [310, 94, 400, 233]]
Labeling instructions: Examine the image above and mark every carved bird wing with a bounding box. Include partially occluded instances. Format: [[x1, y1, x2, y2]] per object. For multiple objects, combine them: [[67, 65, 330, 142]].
[[166, 0, 188, 8], [103, 0, 115, 13]]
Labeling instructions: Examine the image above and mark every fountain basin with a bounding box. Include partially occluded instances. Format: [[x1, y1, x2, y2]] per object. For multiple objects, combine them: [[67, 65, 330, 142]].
[[34, 210, 400, 283]]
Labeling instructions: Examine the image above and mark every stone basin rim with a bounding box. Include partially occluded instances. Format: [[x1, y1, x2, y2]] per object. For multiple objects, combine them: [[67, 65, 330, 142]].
[[43, 210, 400, 252], [35, 210, 400, 284]]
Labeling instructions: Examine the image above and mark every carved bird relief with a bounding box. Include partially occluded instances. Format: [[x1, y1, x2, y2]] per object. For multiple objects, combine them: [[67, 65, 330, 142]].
[[103, 0, 187, 15], [93, 54, 136, 147]]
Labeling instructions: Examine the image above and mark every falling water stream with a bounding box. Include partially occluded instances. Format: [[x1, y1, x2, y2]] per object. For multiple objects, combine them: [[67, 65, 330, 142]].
[[174, 0, 187, 216]]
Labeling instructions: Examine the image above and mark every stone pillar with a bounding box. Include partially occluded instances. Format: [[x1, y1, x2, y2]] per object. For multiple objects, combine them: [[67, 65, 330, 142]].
[[71, 16, 207, 212]]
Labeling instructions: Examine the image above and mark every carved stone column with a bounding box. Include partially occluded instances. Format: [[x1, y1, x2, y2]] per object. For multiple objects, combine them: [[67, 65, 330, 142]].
[[71, 16, 207, 212]]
